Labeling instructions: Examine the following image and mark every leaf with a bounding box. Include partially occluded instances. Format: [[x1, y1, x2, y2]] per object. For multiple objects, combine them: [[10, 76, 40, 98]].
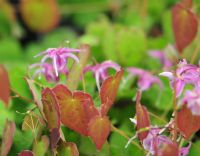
[[25, 78, 44, 117], [177, 106, 200, 139], [157, 142, 179, 156], [57, 141, 79, 156], [181, 0, 192, 9], [18, 150, 35, 156], [50, 128, 60, 149], [1, 120, 16, 156], [42, 88, 61, 130], [0, 65, 10, 106], [33, 135, 49, 156], [88, 115, 111, 150], [52, 84, 98, 136], [135, 91, 150, 141], [19, 0, 60, 33], [172, 2, 198, 53], [22, 111, 45, 132], [100, 70, 124, 115]]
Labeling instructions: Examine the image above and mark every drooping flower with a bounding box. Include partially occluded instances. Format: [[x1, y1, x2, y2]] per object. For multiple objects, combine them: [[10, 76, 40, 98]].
[[30, 47, 80, 82], [159, 59, 199, 97], [149, 50, 172, 70], [29, 63, 68, 82], [181, 88, 200, 116], [34, 47, 80, 77], [84, 60, 121, 90], [127, 67, 162, 91]]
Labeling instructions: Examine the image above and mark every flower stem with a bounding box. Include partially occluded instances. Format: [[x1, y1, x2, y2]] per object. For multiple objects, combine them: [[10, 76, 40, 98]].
[[172, 82, 178, 142], [111, 124, 143, 151]]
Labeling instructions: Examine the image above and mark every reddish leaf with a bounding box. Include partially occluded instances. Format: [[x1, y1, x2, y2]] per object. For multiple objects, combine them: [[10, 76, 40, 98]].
[[18, 150, 34, 156], [135, 91, 150, 141], [1, 120, 16, 156], [57, 141, 79, 156], [172, 3, 198, 53], [157, 142, 179, 156], [42, 88, 60, 130], [52, 84, 99, 136], [177, 106, 200, 139], [50, 128, 60, 149], [26, 78, 44, 117], [88, 115, 111, 150], [0, 65, 10, 106], [181, 0, 192, 9], [100, 70, 124, 115]]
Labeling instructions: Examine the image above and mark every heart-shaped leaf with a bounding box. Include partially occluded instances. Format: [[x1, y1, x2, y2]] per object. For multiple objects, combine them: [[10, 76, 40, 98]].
[[1, 120, 16, 156], [177, 106, 200, 139], [88, 115, 111, 150], [42, 88, 61, 130], [172, 2, 198, 53], [135, 91, 150, 141], [157, 142, 179, 156], [18, 150, 35, 156], [52, 84, 99, 136], [57, 141, 79, 156], [181, 0, 192, 9], [0, 65, 10, 107], [26, 78, 44, 117], [100, 70, 124, 115]]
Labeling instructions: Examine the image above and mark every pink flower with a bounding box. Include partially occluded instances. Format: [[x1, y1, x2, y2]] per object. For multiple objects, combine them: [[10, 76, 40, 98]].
[[149, 50, 172, 69], [84, 60, 121, 90], [34, 47, 80, 77], [29, 63, 68, 82], [179, 143, 191, 156], [181, 88, 200, 116], [127, 67, 162, 91], [159, 59, 199, 97]]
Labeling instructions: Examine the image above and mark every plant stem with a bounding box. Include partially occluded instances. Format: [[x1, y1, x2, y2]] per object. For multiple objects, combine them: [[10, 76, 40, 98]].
[[11, 88, 34, 103], [190, 40, 200, 64], [111, 124, 143, 151]]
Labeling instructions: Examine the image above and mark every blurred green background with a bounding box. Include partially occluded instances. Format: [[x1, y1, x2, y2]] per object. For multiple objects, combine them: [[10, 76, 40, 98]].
[[1, 0, 200, 155]]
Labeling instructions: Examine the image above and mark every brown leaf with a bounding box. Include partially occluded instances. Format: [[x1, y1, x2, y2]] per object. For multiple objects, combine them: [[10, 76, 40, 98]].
[[50, 128, 60, 149], [52, 84, 99, 136], [88, 115, 111, 150], [177, 106, 200, 139], [1, 120, 16, 156], [136, 91, 150, 141], [157, 142, 179, 156], [42, 88, 61, 130], [172, 3, 198, 53], [0, 65, 10, 106], [18, 150, 35, 156], [100, 70, 124, 115]]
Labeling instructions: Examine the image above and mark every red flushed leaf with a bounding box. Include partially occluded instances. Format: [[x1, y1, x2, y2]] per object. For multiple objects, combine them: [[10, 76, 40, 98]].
[[57, 141, 79, 156], [18, 150, 34, 156], [52, 84, 99, 136], [42, 88, 60, 130], [177, 106, 200, 139], [181, 0, 192, 9], [172, 3, 198, 53], [88, 115, 111, 150], [135, 91, 150, 141], [26, 78, 44, 117], [1, 120, 16, 156], [0, 65, 10, 106], [157, 142, 179, 156], [100, 70, 124, 115], [50, 128, 60, 149]]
